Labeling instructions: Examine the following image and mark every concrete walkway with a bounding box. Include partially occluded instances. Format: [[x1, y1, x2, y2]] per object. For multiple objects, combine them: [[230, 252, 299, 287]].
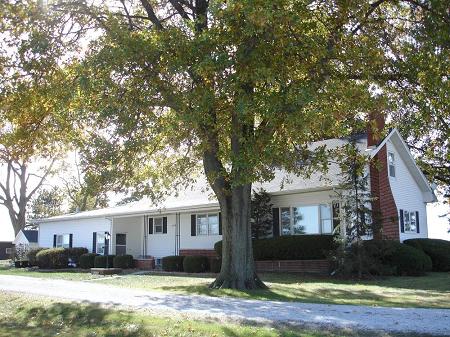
[[0, 275, 449, 335]]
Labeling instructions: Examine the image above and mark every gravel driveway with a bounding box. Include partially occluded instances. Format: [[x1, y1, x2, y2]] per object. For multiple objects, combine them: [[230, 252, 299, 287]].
[[1, 274, 449, 335]]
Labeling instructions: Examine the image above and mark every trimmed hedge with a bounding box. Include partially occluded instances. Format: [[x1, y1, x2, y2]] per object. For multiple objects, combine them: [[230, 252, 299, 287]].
[[36, 248, 68, 269], [362, 240, 432, 276], [79, 253, 98, 269], [183, 256, 209, 273], [162, 255, 185, 272], [210, 257, 221, 273], [113, 255, 134, 269], [26, 248, 47, 267], [214, 235, 334, 260], [404, 238, 450, 272], [66, 247, 89, 266], [94, 255, 116, 268]]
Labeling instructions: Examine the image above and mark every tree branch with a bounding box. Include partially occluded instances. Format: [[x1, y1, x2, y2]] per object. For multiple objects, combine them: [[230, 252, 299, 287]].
[[140, 0, 164, 30]]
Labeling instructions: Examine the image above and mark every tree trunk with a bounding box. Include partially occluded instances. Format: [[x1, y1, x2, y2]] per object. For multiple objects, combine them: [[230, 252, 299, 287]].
[[209, 184, 266, 290]]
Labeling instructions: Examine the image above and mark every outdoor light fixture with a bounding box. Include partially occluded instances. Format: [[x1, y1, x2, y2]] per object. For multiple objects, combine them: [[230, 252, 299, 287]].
[[104, 231, 111, 269]]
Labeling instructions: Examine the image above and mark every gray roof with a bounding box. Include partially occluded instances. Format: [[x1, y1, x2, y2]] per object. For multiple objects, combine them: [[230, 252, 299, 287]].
[[22, 230, 38, 243]]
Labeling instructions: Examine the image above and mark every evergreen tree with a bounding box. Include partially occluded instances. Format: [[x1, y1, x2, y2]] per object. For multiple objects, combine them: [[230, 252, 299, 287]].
[[250, 189, 273, 239]]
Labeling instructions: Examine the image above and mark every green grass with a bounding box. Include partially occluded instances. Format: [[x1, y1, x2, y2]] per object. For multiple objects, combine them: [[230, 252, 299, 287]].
[[0, 292, 432, 337], [95, 272, 450, 309], [1, 263, 449, 309]]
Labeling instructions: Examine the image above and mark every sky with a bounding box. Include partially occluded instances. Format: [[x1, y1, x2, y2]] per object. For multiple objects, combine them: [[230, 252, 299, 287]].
[[1, 192, 448, 242]]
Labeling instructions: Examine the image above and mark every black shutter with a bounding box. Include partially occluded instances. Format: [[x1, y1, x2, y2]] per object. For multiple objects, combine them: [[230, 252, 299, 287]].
[[219, 212, 222, 235], [272, 208, 280, 237], [92, 232, 97, 253], [416, 211, 420, 233], [69, 234, 73, 248], [191, 214, 196, 236], [163, 217, 167, 234], [400, 209, 405, 233], [53, 234, 57, 248], [149, 218, 153, 234]]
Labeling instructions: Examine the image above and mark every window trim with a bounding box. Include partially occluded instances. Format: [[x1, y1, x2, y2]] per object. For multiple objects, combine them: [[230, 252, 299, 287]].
[[403, 210, 418, 233], [96, 232, 106, 254], [196, 213, 220, 236], [280, 204, 334, 236], [5, 248, 12, 254], [153, 217, 164, 234], [56, 234, 71, 249], [388, 152, 396, 178]]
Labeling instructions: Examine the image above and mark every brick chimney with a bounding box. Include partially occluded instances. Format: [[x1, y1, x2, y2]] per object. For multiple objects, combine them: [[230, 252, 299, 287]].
[[367, 112, 385, 148]]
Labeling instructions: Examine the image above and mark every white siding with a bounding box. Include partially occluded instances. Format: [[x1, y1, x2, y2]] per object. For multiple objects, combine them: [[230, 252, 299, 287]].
[[146, 214, 177, 258], [38, 218, 110, 252], [271, 189, 336, 209], [387, 141, 428, 241], [179, 211, 222, 251], [112, 216, 143, 257]]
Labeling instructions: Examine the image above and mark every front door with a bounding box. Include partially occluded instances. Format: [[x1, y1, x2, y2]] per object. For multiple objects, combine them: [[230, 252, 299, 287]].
[[116, 233, 127, 256]]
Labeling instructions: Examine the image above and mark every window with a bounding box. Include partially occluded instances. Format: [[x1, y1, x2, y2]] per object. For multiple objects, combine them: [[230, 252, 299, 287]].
[[403, 210, 417, 233], [154, 218, 163, 233], [56, 234, 70, 248], [280, 205, 333, 235], [388, 152, 396, 177], [96, 232, 106, 254], [332, 201, 341, 231], [116, 234, 126, 256], [196, 213, 220, 235], [5, 248, 12, 255]]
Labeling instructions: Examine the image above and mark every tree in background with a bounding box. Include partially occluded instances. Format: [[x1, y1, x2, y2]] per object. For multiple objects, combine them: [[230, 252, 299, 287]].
[[61, 153, 109, 213], [48, 0, 448, 289], [250, 189, 272, 239], [28, 186, 65, 220], [0, 0, 82, 235], [333, 141, 379, 278]]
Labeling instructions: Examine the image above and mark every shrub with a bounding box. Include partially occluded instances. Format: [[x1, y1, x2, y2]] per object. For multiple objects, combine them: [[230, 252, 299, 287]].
[[27, 248, 47, 267], [94, 255, 116, 268], [404, 239, 450, 272], [36, 248, 68, 269], [214, 235, 334, 260], [66, 247, 89, 266], [183, 256, 209, 273], [390, 244, 432, 276], [361, 240, 432, 276], [79, 253, 98, 269], [162, 255, 185, 272], [210, 257, 221, 273], [113, 255, 134, 269]]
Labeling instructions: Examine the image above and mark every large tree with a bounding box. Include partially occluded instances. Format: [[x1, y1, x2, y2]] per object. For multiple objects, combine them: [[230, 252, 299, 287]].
[[0, 0, 77, 235], [43, 0, 447, 289]]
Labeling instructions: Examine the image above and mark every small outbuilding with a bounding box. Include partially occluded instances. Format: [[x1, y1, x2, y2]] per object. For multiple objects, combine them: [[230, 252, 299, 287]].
[[13, 230, 39, 248]]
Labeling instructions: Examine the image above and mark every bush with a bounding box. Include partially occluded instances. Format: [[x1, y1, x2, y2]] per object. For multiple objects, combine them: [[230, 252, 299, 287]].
[[214, 235, 334, 260], [183, 256, 209, 273], [94, 255, 116, 268], [79, 253, 98, 269], [210, 257, 221, 273], [391, 244, 432, 276], [36, 248, 68, 269], [162, 255, 185, 272], [361, 240, 432, 276], [66, 247, 89, 267], [113, 255, 134, 269], [404, 239, 450, 272], [27, 248, 47, 267]]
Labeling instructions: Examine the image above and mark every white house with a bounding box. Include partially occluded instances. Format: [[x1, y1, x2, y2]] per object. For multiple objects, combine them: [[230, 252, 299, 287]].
[[13, 230, 39, 249], [34, 128, 436, 265]]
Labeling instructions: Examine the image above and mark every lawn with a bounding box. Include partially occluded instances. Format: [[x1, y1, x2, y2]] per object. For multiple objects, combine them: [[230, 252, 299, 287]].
[[1, 262, 449, 309], [0, 291, 434, 337]]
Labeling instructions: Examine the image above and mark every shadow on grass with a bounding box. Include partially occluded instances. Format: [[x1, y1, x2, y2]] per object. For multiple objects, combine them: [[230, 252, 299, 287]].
[[0, 300, 430, 337]]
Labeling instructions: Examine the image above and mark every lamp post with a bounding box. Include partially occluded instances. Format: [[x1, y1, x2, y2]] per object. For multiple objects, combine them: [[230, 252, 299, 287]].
[[104, 231, 111, 269]]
